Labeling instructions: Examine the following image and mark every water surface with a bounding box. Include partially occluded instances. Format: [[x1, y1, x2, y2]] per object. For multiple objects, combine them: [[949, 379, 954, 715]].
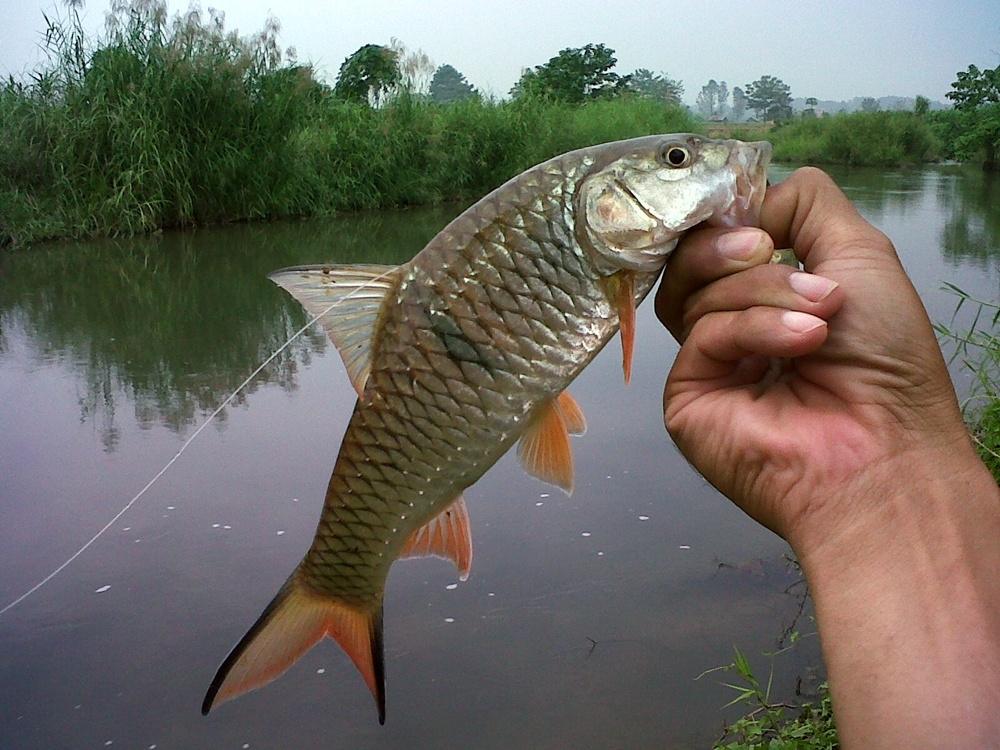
[[2, 164, 998, 749]]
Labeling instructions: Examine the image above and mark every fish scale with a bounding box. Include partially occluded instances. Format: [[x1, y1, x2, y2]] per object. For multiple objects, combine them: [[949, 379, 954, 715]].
[[298, 152, 635, 603], [202, 134, 771, 722]]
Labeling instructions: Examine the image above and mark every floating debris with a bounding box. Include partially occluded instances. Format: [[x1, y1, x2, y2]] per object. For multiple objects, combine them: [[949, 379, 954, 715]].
[[94, 585, 111, 594], [539, 493, 550, 498], [212, 524, 220, 529], [535, 501, 544, 507], [276, 530, 285, 536], [638, 515, 649, 521], [444, 617, 455, 623], [597, 552, 605, 556], [679, 545, 691, 550], [445, 583, 457, 590], [316, 668, 325, 675], [580, 532, 592, 537]]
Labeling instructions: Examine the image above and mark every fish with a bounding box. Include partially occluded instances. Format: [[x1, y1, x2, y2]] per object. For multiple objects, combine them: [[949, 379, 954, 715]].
[[201, 134, 771, 723]]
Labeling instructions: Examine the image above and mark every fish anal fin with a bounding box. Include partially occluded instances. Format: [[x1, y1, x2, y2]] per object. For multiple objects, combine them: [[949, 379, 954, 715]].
[[517, 399, 574, 495], [202, 578, 386, 723], [555, 391, 586, 436], [268, 264, 403, 398], [400, 494, 473, 581]]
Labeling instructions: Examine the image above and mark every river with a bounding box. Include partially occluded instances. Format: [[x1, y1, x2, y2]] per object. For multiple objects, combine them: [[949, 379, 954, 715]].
[[1, 163, 998, 749]]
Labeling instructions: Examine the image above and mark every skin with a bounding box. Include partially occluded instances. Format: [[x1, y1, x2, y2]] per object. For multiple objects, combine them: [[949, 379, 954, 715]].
[[656, 167, 1000, 748]]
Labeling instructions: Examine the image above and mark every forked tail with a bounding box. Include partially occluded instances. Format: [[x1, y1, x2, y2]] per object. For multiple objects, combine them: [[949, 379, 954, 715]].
[[202, 575, 386, 723]]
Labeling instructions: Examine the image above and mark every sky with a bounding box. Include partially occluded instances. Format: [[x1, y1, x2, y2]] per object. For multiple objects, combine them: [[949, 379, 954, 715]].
[[2, 0, 999, 105]]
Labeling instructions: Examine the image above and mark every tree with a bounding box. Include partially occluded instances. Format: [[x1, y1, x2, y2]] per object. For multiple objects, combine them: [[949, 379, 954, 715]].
[[861, 97, 880, 113], [914, 95, 930, 116], [334, 44, 400, 105], [946, 63, 1000, 169], [744, 75, 792, 121], [696, 79, 728, 118], [732, 86, 746, 121], [628, 68, 683, 104], [803, 96, 818, 119], [429, 64, 476, 103], [947, 64, 1000, 110], [510, 43, 628, 102]]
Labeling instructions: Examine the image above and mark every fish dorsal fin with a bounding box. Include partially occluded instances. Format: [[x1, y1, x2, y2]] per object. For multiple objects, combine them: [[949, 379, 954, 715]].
[[556, 390, 587, 435], [202, 578, 386, 723], [268, 264, 402, 398], [400, 494, 473, 581], [517, 398, 574, 495]]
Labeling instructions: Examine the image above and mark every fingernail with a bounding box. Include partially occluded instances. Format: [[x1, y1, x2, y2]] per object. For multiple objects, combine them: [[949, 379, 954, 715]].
[[789, 272, 838, 302], [716, 229, 762, 261], [781, 310, 826, 333]]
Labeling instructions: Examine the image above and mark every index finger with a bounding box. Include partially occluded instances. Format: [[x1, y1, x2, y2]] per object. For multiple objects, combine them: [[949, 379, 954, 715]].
[[760, 167, 896, 270]]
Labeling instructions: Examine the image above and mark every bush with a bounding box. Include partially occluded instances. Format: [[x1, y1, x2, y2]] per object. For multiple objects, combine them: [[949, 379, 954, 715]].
[[767, 111, 940, 166], [0, 3, 698, 248]]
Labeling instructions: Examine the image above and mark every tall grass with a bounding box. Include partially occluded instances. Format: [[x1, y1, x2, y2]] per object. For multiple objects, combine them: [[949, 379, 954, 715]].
[[0, 2, 697, 248], [764, 111, 940, 167]]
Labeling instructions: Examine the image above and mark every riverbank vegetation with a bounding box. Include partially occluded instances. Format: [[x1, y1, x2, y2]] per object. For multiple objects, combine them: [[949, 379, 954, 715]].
[[0, 3, 694, 248], [2, 1, 998, 248]]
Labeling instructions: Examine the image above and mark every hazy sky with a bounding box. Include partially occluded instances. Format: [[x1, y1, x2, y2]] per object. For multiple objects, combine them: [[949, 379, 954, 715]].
[[2, 0, 999, 104]]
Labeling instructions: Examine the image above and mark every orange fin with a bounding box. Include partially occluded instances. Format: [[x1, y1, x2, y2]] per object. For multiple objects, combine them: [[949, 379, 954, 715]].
[[614, 270, 636, 385], [202, 578, 386, 724], [268, 264, 402, 398], [400, 494, 473, 581], [517, 399, 574, 494], [555, 391, 587, 436]]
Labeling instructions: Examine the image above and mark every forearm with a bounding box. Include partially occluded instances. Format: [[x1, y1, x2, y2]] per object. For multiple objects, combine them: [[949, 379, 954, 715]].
[[791, 447, 1000, 749]]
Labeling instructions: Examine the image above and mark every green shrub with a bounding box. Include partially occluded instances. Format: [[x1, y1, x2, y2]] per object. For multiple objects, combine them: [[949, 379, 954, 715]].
[[0, 3, 698, 248]]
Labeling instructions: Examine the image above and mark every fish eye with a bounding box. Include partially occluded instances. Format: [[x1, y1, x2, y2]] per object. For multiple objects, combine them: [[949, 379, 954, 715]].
[[660, 145, 691, 168]]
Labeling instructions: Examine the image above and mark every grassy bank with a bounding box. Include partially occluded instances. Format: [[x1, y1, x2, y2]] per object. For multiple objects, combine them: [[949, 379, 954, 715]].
[[0, 4, 696, 248], [720, 111, 940, 167]]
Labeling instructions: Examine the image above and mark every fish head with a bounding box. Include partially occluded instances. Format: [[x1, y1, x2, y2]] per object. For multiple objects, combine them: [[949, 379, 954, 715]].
[[577, 134, 772, 273]]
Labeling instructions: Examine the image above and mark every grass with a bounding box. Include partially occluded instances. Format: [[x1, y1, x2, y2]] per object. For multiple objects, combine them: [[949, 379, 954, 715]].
[[762, 111, 940, 167], [934, 285, 1000, 480], [703, 645, 838, 750], [0, 1, 697, 248]]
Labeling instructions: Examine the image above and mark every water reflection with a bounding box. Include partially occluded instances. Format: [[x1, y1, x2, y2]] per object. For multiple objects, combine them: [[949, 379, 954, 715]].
[[3, 168, 1000, 749], [937, 167, 1000, 268], [0, 208, 456, 447]]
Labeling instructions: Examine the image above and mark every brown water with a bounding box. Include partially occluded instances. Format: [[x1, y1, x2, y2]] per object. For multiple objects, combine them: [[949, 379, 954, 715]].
[[1, 164, 998, 749]]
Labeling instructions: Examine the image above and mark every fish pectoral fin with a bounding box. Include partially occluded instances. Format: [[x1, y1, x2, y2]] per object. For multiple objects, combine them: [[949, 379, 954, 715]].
[[555, 390, 587, 436], [400, 494, 473, 581], [517, 399, 574, 495], [602, 270, 636, 385], [268, 264, 403, 398], [202, 578, 386, 724]]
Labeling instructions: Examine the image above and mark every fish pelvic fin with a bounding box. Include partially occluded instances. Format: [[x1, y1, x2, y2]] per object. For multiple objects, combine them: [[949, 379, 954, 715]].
[[400, 494, 473, 581], [267, 264, 403, 398], [517, 398, 574, 495], [555, 390, 587, 436], [202, 576, 387, 724]]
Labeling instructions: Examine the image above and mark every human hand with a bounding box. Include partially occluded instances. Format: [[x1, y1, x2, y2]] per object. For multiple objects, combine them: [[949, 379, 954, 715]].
[[656, 167, 980, 553]]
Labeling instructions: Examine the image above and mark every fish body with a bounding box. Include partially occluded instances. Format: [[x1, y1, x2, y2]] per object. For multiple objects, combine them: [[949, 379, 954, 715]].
[[203, 134, 771, 721]]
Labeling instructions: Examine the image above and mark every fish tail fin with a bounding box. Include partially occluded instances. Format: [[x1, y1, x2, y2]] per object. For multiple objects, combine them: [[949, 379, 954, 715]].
[[202, 575, 386, 723]]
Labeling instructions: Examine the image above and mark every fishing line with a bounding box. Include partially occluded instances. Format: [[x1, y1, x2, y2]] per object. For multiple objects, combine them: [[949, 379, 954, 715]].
[[0, 269, 396, 617]]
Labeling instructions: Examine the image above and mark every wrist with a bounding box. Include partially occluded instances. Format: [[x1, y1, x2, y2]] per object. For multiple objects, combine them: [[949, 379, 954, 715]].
[[787, 440, 999, 576], [787, 444, 1000, 746]]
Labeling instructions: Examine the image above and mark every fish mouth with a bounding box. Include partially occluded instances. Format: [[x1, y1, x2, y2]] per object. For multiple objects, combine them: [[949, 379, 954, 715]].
[[712, 140, 772, 228]]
